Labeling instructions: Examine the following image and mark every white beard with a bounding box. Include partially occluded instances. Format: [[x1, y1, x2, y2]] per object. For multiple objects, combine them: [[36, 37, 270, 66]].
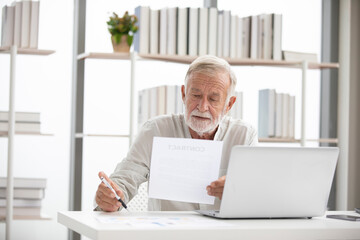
[[184, 107, 225, 136]]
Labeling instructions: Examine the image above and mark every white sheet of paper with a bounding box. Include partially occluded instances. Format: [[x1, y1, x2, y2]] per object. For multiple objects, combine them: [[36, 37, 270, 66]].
[[148, 137, 223, 204]]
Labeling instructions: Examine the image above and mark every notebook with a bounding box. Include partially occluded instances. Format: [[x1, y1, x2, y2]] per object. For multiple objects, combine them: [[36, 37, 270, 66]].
[[197, 146, 339, 219]]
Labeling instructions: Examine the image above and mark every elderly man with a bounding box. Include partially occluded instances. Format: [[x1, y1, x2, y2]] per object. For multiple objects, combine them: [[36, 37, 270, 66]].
[[96, 55, 257, 212]]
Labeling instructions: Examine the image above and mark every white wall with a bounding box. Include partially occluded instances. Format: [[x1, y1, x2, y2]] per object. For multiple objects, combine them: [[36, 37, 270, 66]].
[[0, 0, 321, 239]]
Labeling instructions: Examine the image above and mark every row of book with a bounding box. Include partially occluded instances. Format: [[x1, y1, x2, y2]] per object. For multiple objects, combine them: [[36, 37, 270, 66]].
[[0, 177, 46, 218], [137, 85, 243, 128], [258, 89, 295, 139], [134, 6, 282, 60], [0, 111, 41, 133], [1, 1, 40, 48]]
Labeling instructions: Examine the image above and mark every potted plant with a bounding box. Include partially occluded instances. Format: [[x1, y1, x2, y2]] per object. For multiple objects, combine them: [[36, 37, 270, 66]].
[[107, 11, 138, 52]]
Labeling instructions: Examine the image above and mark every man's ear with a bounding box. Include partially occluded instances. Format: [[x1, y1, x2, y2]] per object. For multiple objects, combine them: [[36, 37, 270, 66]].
[[225, 96, 237, 114], [181, 85, 186, 103]]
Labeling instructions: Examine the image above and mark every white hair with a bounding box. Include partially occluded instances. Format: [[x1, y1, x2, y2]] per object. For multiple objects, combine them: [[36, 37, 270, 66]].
[[184, 55, 237, 97]]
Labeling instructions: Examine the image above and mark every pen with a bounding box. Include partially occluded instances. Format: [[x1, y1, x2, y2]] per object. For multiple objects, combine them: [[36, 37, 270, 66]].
[[100, 177, 129, 211]]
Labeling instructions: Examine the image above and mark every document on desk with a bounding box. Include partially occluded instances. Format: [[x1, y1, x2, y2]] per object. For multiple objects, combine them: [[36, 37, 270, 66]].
[[148, 137, 223, 204]]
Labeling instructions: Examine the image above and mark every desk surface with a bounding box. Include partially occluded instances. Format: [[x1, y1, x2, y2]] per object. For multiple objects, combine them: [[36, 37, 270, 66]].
[[58, 211, 360, 240]]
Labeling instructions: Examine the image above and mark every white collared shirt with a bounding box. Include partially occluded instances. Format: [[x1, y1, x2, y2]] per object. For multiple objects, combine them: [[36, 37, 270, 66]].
[[109, 113, 258, 211]]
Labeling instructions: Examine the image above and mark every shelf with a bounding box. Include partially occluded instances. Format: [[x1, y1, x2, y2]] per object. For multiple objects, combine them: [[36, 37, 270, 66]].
[[0, 47, 55, 55], [78, 52, 131, 60], [0, 132, 54, 137], [0, 215, 51, 222], [75, 133, 130, 138], [139, 54, 339, 69], [259, 138, 338, 144]]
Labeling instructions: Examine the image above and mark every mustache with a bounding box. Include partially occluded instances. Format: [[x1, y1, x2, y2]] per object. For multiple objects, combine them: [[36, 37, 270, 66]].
[[190, 110, 212, 119]]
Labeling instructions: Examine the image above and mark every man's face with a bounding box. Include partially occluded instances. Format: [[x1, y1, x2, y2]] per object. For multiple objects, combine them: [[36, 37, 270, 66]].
[[182, 71, 232, 135]]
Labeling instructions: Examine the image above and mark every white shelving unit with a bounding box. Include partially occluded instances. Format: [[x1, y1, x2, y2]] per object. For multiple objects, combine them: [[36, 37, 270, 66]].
[[0, 46, 55, 239], [76, 52, 339, 145]]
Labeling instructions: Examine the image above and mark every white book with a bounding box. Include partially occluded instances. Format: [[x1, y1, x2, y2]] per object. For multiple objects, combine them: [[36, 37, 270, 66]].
[[281, 93, 290, 138], [0, 121, 40, 133], [12, 1, 22, 47], [166, 85, 176, 114], [250, 15, 258, 59], [29, 1, 39, 48], [0, 177, 46, 188], [20, 1, 31, 48], [159, 8, 168, 55], [236, 16, 243, 59], [167, 7, 177, 55], [222, 10, 231, 58], [188, 8, 198, 56], [207, 8, 217, 55], [275, 93, 283, 137], [263, 14, 272, 60], [257, 14, 265, 59], [230, 91, 243, 119], [272, 14, 282, 60], [1, 6, 15, 47], [258, 89, 276, 138], [157, 85, 166, 116], [0, 198, 42, 207], [149, 87, 157, 119], [176, 85, 183, 114], [217, 11, 223, 57], [149, 9, 159, 54], [138, 90, 144, 128], [0, 188, 45, 199], [198, 7, 208, 56], [0, 206, 41, 217], [230, 15, 237, 59], [242, 16, 251, 58], [0, 111, 40, 122], [288, 95, 295, 139], [140, 89, 150, 126], [177, 8, 187, 56], [134, 6, 150, 54]]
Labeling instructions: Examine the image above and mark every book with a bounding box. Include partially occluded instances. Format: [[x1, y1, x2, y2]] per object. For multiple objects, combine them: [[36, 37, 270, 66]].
[[281, 93, 290, 138], [12, 1, 22, 47], [207, 8, 218, 56], [288, 95, 295, 139], [149, 9, 159, 54], [229, 91, 243, 119], [1, 5, 15, 47], [222, 10, 231, 58], [282, 50, 318, 62], [175, 85, 183, 114], [0, 198, 42, 207], [159, 8, 168, 55], [157, 85, 166, 115], [217, 11, 223, 57], [177, 8, 187, 56], [165, 85, 176, 114], [187, 8, 198, 56], [0, 206, 41, 217], [236, 16, 243, 59], [257, 14, 264, 59], [167, 7, 178, 55], [20, 1, 31, 48], [263, 14, 273, 60], [0, 121, 40, 133], [250, 15, 258, 59], [134, 6, 150, 54], [0, 177, 46, 188], [242, 16, 251, 58], [275, 93, 283, 137], [29, 1, 40, 49], [198, 7, 209, 56], [0, 188, 45, 199], [272, 14, 282, 60], [230, 15, 237, 59], [0, 111, 40, 122], [149, 87, 157, 119], [258, 89, 276, 138]]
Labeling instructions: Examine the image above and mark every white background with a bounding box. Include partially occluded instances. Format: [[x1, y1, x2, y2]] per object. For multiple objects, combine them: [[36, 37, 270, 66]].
[[0, 0, 321, 239]]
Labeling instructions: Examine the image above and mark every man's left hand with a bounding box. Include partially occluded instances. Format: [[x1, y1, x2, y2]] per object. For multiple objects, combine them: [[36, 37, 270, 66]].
[[206, 175, 226, 200]]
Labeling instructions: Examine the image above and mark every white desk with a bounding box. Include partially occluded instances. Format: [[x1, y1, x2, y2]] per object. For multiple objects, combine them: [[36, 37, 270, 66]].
[[58, 211, 360, 240]]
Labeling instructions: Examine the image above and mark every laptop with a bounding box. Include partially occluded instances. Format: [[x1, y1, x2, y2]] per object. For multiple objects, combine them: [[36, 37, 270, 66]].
[[197, 146, 339, 219]]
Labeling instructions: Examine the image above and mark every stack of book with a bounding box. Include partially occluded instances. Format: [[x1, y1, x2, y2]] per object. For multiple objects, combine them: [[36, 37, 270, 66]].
[[258, 89, 295, 139], [134, 6, 282, 60], [1, 0, 40, 48], [138, 86, 244, 128], [0, 177, 46, 219], [0, 111, 41, 133]]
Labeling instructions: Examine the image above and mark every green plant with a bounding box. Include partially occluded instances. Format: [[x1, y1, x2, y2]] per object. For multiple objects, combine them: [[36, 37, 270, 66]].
[[107, 11, 138, 46]]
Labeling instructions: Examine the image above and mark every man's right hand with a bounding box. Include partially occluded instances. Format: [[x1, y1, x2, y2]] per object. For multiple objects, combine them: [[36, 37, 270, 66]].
[[95, 171, 125, 212]]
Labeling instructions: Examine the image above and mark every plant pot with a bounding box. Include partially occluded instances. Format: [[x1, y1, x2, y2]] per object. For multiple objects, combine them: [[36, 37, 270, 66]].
[[111, 35, 130, 53]]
